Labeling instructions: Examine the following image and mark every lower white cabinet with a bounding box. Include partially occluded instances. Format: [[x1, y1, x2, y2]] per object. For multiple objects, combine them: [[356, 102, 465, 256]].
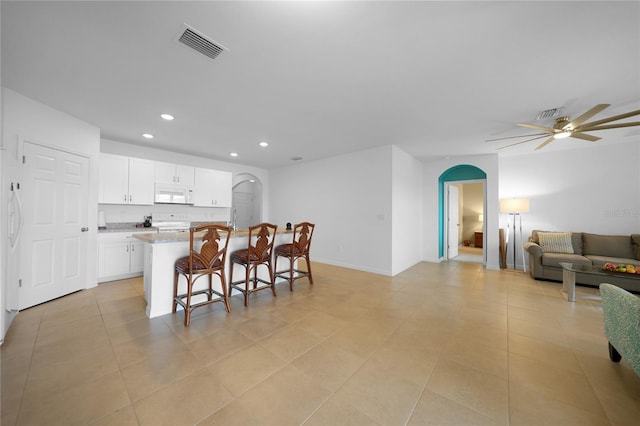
[[98, 231, 154, 282]]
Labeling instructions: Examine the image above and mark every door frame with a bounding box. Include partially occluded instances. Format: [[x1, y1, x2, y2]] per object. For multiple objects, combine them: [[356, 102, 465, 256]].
[[18, 138, 91, 309], [439, 165, 487, 264], [446, 183, 460, 259], [232, 173, 263, 230]]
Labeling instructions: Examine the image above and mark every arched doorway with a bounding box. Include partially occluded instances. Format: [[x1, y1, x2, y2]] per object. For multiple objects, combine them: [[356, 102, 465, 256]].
[[438, 165, 487, 263], [232, 173, 263, 230]]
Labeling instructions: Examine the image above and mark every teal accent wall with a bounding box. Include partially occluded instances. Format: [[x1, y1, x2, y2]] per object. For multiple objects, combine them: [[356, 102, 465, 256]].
[[438, 165, 487, 258]]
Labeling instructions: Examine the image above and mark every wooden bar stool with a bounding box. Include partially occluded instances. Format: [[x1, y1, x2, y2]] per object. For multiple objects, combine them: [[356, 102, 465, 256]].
[[275, 222, 315, 291], [228, 223, 278, 307], [173, 224, 231, 326]]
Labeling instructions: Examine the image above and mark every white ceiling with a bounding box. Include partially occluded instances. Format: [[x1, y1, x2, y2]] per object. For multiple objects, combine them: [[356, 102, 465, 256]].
[[2, 1, 639, 169]]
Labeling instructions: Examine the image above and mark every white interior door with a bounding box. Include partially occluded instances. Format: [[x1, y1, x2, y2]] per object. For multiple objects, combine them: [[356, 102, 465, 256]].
[[233, 191, 253, 229], [447, 184, 459, 259], [20, 142, 89, 309]]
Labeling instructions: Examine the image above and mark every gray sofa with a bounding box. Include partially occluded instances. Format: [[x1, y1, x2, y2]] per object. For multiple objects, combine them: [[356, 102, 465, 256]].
[[524, 230, 640, 292]]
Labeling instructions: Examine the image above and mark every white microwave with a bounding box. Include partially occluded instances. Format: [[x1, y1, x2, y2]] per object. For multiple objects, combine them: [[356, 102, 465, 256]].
[[154, 184, 193, 205]]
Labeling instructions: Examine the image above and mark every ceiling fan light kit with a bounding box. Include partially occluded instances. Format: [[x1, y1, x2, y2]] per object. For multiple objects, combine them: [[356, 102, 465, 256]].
[[487, 103, 640, 150], [553, 130, 571, 139]]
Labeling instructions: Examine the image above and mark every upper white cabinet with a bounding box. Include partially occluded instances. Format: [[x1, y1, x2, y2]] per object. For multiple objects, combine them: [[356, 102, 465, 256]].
[[193, 168, 233, 207], [99, 154, 155, 205], [155, 161, 195, 186], [213, 170, 233, 207]]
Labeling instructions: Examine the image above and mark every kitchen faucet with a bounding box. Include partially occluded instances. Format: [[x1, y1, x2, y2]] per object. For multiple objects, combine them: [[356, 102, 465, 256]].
[[232, 208, 237, 231]]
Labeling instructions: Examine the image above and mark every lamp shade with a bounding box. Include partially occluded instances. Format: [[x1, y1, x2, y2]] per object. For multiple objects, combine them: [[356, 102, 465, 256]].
[[500, 198, 530, 213]]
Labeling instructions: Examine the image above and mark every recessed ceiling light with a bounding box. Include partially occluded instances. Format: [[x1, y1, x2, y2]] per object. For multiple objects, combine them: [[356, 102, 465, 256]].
[[161, 114, 174, 121], [249, 179, 256, 183], [230, 152, 238, 157], [142, 133, 154, 139], [259, 141, 269, 147]]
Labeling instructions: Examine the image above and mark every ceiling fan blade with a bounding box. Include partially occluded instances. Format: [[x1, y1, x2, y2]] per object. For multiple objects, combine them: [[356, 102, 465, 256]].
[[516, 123, 555, 132], [579, 121, 640, 132], [496, 135, 549, 150], [576, 109, 640, 130], [535, 136, 556, 150], [564, 104, 610, 129], [485, 132, 548, 142], [570, 132, 601, 142]]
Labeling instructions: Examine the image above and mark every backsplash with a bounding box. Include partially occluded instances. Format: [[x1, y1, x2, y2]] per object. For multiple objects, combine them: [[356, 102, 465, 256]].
[[98, 203, 230, 225]]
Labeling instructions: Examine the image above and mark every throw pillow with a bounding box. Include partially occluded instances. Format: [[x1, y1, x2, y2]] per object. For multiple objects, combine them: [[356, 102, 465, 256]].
[[538, 232, 574, 254]]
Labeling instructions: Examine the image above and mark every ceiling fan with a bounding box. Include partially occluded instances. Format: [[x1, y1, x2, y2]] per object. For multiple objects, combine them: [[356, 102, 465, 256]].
[[487, 104, 640, 150]]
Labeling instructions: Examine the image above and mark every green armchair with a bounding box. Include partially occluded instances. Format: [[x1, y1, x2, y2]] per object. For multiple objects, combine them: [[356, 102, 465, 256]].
[[600, 283, 640, 376]]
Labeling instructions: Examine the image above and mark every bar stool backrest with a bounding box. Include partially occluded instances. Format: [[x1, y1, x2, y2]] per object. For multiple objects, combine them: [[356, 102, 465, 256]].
[[248, 223, 278, 261], [293, 222, 314, 254], [190, 224, 230, 272]]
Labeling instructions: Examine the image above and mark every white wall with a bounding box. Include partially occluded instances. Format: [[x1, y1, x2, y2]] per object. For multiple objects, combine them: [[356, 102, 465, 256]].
[[1, 88, 101, 339], [100, 139, 270, 225], [391, 146, 423, 275], [499, 140, 640, 268], [422, 154, 500, 270], [270, 145, 394, 275]]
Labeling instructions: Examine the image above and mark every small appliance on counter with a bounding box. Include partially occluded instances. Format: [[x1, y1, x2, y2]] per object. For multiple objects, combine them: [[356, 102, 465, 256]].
[[144, 216, 152, 227]]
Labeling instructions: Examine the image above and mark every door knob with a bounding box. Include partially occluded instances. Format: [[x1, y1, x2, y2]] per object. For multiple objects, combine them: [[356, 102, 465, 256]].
[[81, 227, 89, 232]]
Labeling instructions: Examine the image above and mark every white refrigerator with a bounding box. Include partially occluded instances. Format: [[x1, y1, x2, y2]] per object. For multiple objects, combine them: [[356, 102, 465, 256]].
[[1, 147, 22, 343]]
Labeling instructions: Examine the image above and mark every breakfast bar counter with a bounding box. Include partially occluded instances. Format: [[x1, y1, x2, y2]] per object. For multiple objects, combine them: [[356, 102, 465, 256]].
[[135, 228, 294, 318]]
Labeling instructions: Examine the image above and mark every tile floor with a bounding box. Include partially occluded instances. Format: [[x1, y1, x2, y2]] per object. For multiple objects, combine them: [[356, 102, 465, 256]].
[[2, 261, 639, 425]]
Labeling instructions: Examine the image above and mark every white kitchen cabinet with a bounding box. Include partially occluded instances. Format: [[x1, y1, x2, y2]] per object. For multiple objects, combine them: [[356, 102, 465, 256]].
[[99, 154, 155, 205], [130, 239, 146, 272], [213, 170, 232, 207], [155, 161, 195, 186], [98, 231, 154, 282], [193, 168, 232, 207]]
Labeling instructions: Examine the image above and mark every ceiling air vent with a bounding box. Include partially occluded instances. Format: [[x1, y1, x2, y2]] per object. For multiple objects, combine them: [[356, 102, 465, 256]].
[[536, 107, 564, 121], [177, 24, 228, 60]]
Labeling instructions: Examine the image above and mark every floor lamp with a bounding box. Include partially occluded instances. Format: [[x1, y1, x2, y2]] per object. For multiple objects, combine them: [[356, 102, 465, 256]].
[[499, 198, 530, 271]]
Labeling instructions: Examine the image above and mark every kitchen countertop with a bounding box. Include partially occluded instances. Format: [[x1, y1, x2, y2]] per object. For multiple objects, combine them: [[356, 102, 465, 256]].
[[98, 221, 230, 233], [98, 223, 158, 233], [134, 227, 292, 244]]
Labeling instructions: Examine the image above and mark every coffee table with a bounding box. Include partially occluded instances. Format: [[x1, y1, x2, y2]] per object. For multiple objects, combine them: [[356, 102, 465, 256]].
[[559, 262, 638, 302]]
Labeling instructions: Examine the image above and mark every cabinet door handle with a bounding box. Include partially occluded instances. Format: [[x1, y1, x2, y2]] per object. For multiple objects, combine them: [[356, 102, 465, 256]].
[[81, 227, 89, 232], [126, 245, 129, 252], [129, 195, 132, 202], [131, 245, 135, 252], [124, 194, 127, 202]]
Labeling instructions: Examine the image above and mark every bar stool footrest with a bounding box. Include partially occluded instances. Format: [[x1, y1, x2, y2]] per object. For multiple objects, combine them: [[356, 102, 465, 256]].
[[275, 269, 310, 280], [229, 277, 274, 294], [175, 288, 227, 310]]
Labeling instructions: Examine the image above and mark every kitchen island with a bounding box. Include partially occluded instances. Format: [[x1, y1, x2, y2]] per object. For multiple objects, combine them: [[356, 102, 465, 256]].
[[134, 228, 294, 318]]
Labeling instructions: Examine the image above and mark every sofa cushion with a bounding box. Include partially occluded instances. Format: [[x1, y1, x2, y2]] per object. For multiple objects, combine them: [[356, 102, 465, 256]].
[[586, 255, 640, 269], [582, 233, 635, 259], [531, 230, 583, 254], [538, 232, 574, 254], [632, 234, 640, 260], [541, 253, 591, 268]]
